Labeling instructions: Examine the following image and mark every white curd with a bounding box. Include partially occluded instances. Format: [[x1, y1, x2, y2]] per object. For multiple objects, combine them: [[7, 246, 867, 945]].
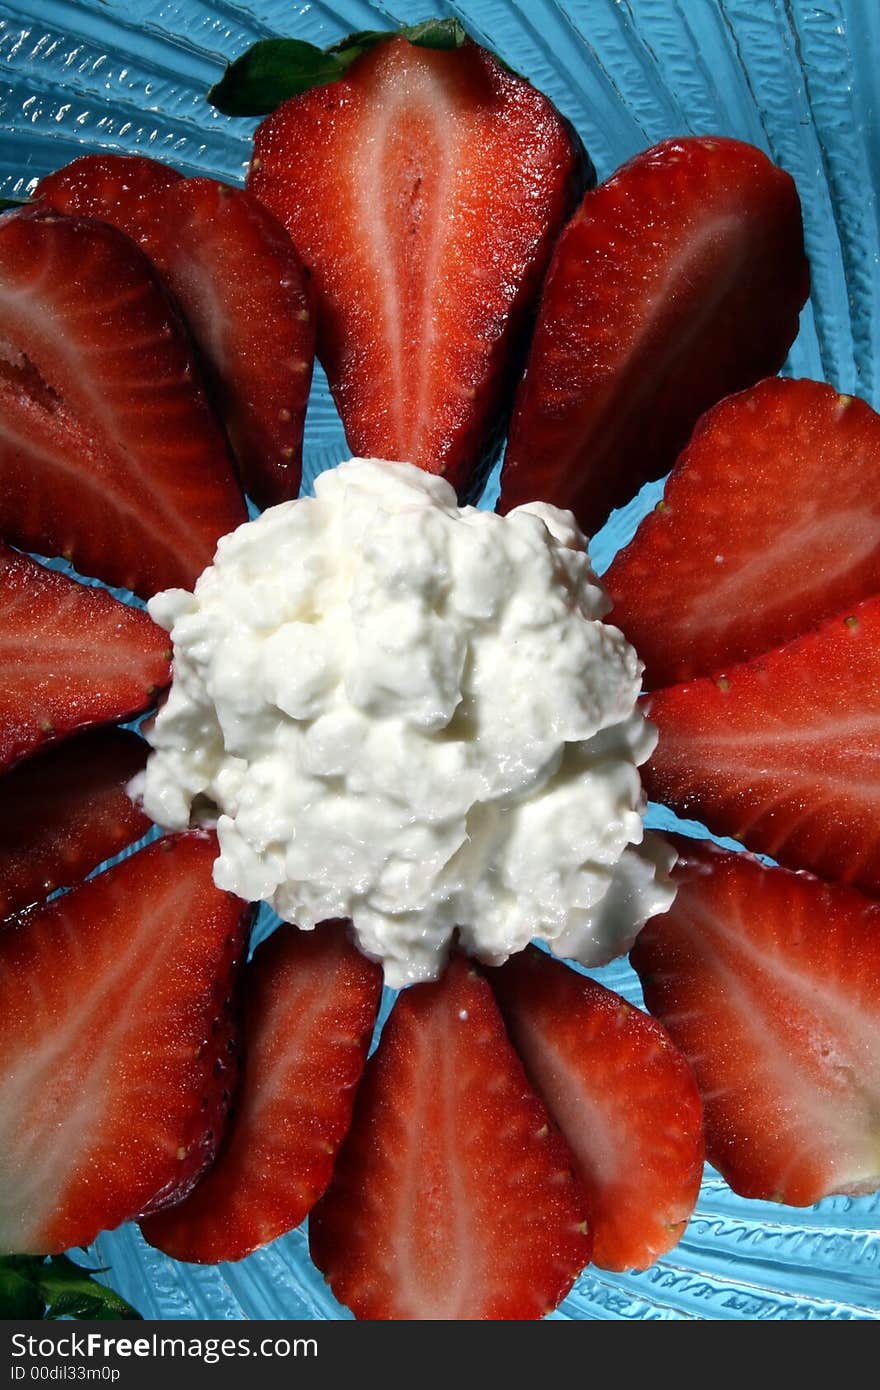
[[136, 458, 673, 986]]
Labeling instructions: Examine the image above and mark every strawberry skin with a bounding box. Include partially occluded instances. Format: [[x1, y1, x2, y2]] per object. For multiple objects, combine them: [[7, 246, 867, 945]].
[[644, 595, 880, 895], [0, 832, 250, 1255], [0, 206, 246, 597], [490, 946, 703, 1272], [0, 727, 150, 917], [35, 152, 182, 247], [499, 137, 808, 534], [631, 838, 880, 1205], [38, 160, 316, 509], [0, 543, 170, 773], [607, 379, 880, 688], [249, 35, 587, 499], [309, 954, 591, 1320], [141, 920, 382, 1264]]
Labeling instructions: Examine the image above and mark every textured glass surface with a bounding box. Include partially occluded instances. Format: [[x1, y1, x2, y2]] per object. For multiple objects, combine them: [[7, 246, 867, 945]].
[[2, 0, 879, 1321]]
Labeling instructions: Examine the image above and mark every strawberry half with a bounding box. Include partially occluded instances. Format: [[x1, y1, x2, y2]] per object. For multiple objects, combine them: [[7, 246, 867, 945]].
[[141, 920, 382, 1264], [0, 543, 170, 773], [309, 954, 591, 1320], [0, 727, 150, 917], [34, 152, 182, 247], [499, 137, 808, 534], [490, 946, 703, 1273], [0, 206, 245, 597], [0, 832, 250, 1255], [631, 838, 880, 1206], [644, 595, 880, 895], [606, 379, 880, 687], [249, 35, 586, 499], [38, 159, 315, 509]]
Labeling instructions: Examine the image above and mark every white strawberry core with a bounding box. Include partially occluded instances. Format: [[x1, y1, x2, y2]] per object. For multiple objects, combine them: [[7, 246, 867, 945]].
[[136, 458, 672, 986]]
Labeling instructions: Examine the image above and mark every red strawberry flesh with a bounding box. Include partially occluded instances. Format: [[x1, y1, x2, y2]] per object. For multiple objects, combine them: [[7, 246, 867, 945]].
[[0, 831, 249, 1254], [499, 136, 808, 534], [35, 152, 183, 248], [148, 178, 314, 508], [0, 727, 150, 917], [0, 543, 170, 773], [606, 378, 880, 687], [643, 595, 880, 895], [0, 205, 246, 597], [490, 945, 703, 1272], [309, 953, 591, 1320], [631, 838, 880, 1205], [141, 920, 382, 1264], [248, 35, 586, 499], [38, 160, 316, 509]]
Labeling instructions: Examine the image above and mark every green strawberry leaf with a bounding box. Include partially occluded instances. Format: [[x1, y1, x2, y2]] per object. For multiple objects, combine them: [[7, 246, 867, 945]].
[[0, 1254, 142, 1321], [0, 196, 29, 211], [0, 1264, 43, 1318], [44, 1289, 136, 1321], [39, 1255, 143, 1321], [325, 19, 467, 56], [208, 18, 469, 116], [207, 38, 347, 116]]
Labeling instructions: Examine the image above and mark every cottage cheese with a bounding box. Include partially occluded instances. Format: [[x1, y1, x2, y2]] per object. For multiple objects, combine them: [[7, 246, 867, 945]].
[[137, 458, 673, 986]]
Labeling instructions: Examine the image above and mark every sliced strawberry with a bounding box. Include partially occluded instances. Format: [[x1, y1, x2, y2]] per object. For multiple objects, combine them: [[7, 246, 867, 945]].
[[0, 831, 250, 1254], [606, 379, 880, 687], [38, 161, 315, 509], [150, 178, 313, 508], [141, 920, 382, 1264], [35, 152, 183, 247], [248, 35, 586, 499], [309, 954, 591, 1320], [490, 945, 703, 1272], [0, 727, 150, 917], [644, 595, 880, 894], [0, 206, 245, 597], [499, 137, 808, 534], [0, 543, 170, 773], [631, 838, 880, 1205]]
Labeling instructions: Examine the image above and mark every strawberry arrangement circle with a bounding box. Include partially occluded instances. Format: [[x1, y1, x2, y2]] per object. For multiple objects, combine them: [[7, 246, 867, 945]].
[[1, 4, 879, 1323]]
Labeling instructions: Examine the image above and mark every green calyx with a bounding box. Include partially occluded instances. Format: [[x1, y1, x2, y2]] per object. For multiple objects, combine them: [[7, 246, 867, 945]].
[[207, 18, 469, 117], [0, 1254, 142, 1320]]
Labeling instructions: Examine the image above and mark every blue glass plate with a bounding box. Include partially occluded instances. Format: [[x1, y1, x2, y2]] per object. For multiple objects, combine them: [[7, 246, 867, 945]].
[[1, 0, 878, 1321]]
